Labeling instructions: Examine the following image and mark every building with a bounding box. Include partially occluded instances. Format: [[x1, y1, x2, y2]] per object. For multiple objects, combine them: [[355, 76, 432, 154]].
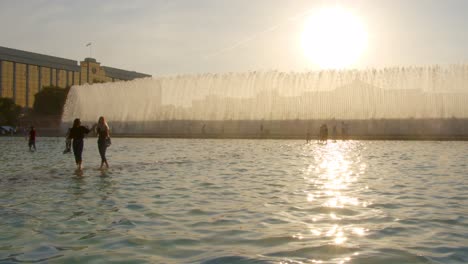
[[0, 46, 151, 108]]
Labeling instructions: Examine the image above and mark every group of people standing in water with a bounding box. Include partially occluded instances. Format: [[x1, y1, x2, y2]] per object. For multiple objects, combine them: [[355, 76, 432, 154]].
[[306, 122, 349, 143], [27, 116, 111, 171], [66, 116, 111, 171]]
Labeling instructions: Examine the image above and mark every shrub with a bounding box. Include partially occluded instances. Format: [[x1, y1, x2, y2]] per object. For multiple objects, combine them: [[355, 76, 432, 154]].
[[0, 98, 22, 125]]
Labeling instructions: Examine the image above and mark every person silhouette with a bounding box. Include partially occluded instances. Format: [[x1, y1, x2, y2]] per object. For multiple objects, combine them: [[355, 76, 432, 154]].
[[319, 124, 328, 143], [341, 122, 348, 140], [96, 116, 110, 169], [68, 118, 91, 171], [332, 125, 337, 141], [28, 126, 36, 151]]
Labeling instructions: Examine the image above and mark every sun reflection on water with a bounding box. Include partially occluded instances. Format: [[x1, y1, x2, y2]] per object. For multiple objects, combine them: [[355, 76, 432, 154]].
[[301, 141, 369, 263]]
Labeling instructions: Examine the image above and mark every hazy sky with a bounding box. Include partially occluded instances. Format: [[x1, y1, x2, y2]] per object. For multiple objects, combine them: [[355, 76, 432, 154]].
[[0, 0, 467, 76]]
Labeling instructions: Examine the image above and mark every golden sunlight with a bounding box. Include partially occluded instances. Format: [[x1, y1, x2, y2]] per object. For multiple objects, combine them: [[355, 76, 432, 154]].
[[301, 7, 368, 69]]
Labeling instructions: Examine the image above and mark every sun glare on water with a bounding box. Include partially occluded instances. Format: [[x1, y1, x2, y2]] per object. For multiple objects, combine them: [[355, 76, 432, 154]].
[[302, 7, 368, 69]]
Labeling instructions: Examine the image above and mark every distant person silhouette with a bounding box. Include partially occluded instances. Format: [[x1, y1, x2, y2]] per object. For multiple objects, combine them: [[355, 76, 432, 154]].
[[187, 121, 192, 135], [201, 124, 206, 135], [341, 122, 348, 140], [332, 125, 337, 141], [96, 116, 110, 169], [306, 131, 311, 143], [68, 118, 91, 171], [319, 124, 328, 143], [28, 126, 36, 151]]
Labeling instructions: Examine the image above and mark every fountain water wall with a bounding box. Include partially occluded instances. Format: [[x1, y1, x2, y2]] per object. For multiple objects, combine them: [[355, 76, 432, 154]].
[[62, 65, 468, 138]]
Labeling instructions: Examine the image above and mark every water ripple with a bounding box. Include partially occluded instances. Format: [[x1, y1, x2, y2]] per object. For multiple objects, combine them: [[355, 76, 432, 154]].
[[0, 138, 467, 263]]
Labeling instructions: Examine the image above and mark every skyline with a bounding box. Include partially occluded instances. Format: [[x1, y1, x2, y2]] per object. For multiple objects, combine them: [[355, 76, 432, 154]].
[[1, 0, 467, 76]]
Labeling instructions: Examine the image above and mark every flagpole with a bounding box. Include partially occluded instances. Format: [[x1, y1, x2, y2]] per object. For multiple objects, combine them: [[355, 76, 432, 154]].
[[86, 42, 93, 58]]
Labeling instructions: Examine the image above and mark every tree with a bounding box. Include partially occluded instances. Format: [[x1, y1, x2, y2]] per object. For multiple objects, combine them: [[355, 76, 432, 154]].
[[33, 86, 70, 115], [0, 98, 22, 125]]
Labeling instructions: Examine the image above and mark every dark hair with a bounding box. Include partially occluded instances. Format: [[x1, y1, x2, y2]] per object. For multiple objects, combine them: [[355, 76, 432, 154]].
[[73, 118, 81, 128]]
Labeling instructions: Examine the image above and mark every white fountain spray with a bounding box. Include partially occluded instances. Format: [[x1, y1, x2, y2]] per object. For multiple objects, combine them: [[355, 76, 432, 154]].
[[62, 65, 468, 137]]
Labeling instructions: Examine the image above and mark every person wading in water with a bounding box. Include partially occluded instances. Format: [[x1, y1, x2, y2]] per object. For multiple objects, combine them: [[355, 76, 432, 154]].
[[96, 116, 111, 169], [68, 118, 91, 171]]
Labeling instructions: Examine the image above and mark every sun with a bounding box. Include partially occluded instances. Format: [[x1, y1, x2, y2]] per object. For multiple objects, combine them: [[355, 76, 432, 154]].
[[301, 7, 368, 69]]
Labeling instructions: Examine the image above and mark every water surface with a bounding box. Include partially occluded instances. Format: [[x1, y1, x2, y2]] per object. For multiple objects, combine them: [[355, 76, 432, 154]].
[[0, 137, 467, 263]]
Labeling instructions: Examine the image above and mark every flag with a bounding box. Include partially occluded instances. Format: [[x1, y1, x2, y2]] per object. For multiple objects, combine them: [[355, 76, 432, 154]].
[[86, 42, 92, 47]]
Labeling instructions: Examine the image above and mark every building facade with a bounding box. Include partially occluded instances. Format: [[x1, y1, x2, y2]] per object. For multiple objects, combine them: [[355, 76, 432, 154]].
[[0, 46, 151, 108]]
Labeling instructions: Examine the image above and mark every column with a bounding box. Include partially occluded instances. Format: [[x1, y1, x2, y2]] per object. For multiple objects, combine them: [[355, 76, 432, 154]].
[[26, 65, 29, 107], [13, 62, 16, 102], [55, 69, 58, 87], [49, 68, 52, 86], [66, 70, 69, 87], [38, 66, 42, 91]]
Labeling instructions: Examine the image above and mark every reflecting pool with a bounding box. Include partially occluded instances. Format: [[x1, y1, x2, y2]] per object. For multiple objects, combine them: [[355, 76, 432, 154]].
[[0, 137, 467, 263]]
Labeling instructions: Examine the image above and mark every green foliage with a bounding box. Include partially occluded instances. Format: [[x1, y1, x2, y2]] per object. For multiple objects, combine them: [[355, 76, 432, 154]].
[[0, 98, 22, 125], [33, 86, 70, 115]]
